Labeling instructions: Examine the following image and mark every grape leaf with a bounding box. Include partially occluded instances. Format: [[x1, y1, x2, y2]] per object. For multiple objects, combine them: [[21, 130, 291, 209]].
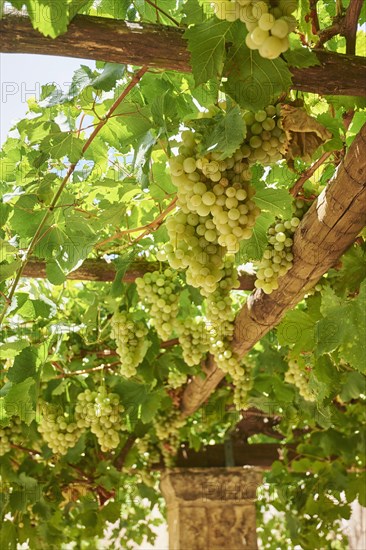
[[316, 281, 366, 371], [277, 310, 316, 353], [41, 133, 84, 163], [199, 105, 246, 159], [25, 0, 70, 38], [181, 0, 206, 25], [4, 377, 36, 424], [0, 260, 21, 283], [238, 212, 273, 262], [223, 46, 292, 110], [340, 372, 366, 402], [284, 48, 321, 69], [90, 63, 126, 92], [253, 182, 293, 219], [184, 18, 231, 85]]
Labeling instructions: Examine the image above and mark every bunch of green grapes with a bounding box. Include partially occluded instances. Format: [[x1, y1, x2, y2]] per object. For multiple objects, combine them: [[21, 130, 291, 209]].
[[0, 417, 22, 456], [166, 129, 260, 294], [205, 259, 240, 327], [164, 212, 225, 295], [285, 358, 316, 402], [254, 199, 306, 294], [233, 363, 254, 410], [153, 410, 186, 466], [111, 311, 149, 377], [212, 0, 297, 59], [304, 281, 323, 298], [169, 131, 260, 251], [38, 403, 82, 455], [135, 436, 161, 466], [135, 269, 180, 340], [242, 105, 287, 165], [75, 387, 125, 452], [167, 370, 188, 389], [176, 316, 209, 366], [205, 259, 244, 379]]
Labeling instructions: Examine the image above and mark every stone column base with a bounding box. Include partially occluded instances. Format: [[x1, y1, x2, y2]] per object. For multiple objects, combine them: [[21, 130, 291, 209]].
[[160, 467, 263, 550]]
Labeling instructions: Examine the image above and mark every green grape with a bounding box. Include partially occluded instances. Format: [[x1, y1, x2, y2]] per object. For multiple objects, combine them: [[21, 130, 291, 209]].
[[285, 358, 316, 402], [76, 387, 125, 452], [38, 402, 83, 455], [233, 361, 254, 410], [111, 311, 149, 377], [153, 410, 186, 466], [213, 0, 297, 58], [166, 128, 260, 295], [0, 417, 22, 456], [167, 370, 188, 389], [136, 269, 180, 340], [135, 435, 161, 466], [242, 105, 287, 165], [205, 259, 244, 379], [176, 316, 210, 366], [254, 200, 307, 294]]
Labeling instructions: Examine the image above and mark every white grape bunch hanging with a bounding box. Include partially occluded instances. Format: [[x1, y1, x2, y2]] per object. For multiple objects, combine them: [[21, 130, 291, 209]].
[[76, 387, 125, 452], [254, 199, 306, 294], [212, 0, 298, 59], [135, 268, 181, 340], [111, 311, 149, 378]]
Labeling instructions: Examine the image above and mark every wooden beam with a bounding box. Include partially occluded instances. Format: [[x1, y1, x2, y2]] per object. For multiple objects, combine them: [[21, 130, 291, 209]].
[[181, 123, 366, 416], [1, 14, 366, 97], [21, 258, 256, 290]]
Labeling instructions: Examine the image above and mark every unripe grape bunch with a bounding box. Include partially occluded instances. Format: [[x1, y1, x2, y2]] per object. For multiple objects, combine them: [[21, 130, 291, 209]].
[[176, 316, 209, 367], [167, 369, 188, 389], [212, 0, 298, 59], [153, 410, 186, 466], [111, 311, 149, 377], [254, 199, 306, 294], [135, 269, 180, 340], [166, 128, 260, 294], [38, 402, 83, 455], [0, 417, 22, 456], [205, 259, 244, 379], [242, 104, 287, 165], [285, 358, 316, 402], [233, 362, 254, 410], [76, 387, 125, 452]]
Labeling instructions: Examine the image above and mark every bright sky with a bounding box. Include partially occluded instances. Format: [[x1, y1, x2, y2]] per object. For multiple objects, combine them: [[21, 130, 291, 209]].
[[0, 53, 95, 144]]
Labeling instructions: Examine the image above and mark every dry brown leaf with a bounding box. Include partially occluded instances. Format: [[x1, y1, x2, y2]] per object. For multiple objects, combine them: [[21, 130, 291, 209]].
[[281, 104, 332, 164]]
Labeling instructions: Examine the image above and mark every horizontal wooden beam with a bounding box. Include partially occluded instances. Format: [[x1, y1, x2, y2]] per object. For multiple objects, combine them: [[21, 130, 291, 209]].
[[21, 258, 256, 290], [1, 14, 366, 97]]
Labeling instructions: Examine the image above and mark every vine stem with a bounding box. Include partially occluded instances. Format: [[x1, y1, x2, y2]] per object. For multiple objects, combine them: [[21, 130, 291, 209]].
[[55, 361, 120, 378], [95, 196, 177, 249], [144, 0, 180, 26], [290, 151, 332, 197], [0, 66, 148, 326]]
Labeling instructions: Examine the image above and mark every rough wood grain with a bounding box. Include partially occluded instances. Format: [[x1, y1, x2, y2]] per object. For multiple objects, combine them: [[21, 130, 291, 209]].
[[1, 14, 366, 97], [181, 123, 366, 416]]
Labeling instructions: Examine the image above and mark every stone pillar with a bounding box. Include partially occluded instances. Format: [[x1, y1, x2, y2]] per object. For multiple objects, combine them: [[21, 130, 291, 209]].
[[160, 467, 263, 550]]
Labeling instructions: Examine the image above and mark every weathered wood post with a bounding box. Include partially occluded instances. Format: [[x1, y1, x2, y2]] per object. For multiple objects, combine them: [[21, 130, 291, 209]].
[[160, 467, 263, 549]]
